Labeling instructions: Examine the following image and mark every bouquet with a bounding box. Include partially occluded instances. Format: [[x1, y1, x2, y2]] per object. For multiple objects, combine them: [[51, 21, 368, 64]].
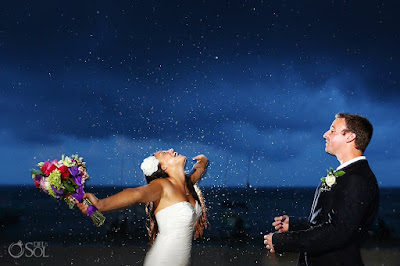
[[31, 154, 105, 227]]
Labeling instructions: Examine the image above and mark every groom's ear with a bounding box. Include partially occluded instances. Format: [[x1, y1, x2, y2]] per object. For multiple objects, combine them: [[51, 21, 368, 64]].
[[346, 132, 357, 143]]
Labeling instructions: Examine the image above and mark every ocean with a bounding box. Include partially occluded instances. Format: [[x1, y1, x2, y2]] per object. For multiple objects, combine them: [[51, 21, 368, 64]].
[[1, 185, 399, 249]]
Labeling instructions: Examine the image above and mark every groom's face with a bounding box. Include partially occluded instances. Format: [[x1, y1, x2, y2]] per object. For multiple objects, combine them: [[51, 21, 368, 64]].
[[323, 118, 349, 156]]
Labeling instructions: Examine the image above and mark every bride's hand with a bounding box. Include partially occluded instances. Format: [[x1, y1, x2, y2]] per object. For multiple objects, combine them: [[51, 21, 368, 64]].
[[188, 155, 209, 184], [76, 193, 102, 215], [193, 154, 208, 164], [272, 215, 289, 232]]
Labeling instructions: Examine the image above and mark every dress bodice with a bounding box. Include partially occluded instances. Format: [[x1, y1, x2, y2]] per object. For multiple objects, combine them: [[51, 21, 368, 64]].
[[144, 201, 202, 266], [155, 201, 202, 236]]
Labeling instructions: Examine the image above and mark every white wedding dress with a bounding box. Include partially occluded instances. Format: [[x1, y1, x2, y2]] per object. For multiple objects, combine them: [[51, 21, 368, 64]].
[[144, 201, 202, 266]]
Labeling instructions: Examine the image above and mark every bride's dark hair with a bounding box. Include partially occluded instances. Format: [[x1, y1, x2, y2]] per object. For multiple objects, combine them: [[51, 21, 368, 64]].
[[144, 164, 208, 245]]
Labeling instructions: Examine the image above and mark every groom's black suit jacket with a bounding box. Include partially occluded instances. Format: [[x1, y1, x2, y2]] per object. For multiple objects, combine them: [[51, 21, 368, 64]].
[[273, 159, 379, 266]]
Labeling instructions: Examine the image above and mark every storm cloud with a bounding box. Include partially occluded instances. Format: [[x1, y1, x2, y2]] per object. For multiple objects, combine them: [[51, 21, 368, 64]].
[[1, 0, 399, 186]]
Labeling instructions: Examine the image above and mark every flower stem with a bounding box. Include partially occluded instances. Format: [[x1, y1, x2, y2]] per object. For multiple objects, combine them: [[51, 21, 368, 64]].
[[83, 198, 106, 227]]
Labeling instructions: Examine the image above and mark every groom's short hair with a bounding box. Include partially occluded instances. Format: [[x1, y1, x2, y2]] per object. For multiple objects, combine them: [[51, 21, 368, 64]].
[[335, 113, 373, 153]]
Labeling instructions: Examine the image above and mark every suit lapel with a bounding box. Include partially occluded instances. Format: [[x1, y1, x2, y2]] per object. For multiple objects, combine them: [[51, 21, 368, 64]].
[[309, 183, 322, 222]]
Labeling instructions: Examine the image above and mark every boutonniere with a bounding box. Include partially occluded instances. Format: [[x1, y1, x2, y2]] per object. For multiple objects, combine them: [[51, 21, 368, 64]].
[[320, 167, 345, 192]]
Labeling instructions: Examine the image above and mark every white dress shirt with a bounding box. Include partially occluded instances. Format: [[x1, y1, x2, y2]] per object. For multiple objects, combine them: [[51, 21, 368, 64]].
[[336, 156, 367, 171]]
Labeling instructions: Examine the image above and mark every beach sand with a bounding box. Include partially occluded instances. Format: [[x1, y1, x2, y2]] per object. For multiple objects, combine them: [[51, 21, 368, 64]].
[[1, 244, 399, 266]]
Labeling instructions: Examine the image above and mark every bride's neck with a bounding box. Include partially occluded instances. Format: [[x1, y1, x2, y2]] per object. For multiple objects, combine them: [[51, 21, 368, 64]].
[[168, 168, 186, 184]]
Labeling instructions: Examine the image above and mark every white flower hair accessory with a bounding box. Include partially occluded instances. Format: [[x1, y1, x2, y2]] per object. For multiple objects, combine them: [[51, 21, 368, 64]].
[[140, 156, 160, 176]]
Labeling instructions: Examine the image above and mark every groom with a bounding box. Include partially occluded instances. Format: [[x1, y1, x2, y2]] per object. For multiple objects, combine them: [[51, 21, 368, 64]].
[[264, 113, 379, 266]]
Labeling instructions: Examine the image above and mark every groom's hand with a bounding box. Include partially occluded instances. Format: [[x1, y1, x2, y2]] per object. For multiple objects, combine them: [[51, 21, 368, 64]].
[[264, 233, 275, 253], [273, 215, 289, 232]]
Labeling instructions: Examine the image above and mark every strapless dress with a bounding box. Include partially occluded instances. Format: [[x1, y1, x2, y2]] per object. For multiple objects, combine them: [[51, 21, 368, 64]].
[[144, 201, 202, 266]]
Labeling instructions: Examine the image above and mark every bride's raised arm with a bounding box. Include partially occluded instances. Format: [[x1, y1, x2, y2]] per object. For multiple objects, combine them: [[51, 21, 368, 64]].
[[77, 179, 165, 214], [187, 154, 208, 184]]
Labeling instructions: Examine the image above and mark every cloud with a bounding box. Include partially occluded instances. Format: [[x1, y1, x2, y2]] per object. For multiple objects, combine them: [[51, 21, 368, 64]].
[[1, 58, 397, 151], [1, 0, 399, 186]]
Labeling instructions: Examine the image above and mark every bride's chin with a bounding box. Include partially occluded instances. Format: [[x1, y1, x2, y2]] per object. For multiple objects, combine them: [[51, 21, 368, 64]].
[[179, 156, 187, 165]]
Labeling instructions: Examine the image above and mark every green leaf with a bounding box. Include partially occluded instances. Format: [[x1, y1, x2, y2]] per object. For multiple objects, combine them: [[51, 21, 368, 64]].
[[63, 182, 75, 193], [64, 177, 78, 189], [321, 177, 326, 182], [30, 169, 44, 175], [335, 170, 345, 177]]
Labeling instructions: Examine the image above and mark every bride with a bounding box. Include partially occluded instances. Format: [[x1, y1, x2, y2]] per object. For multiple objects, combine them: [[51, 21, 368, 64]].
[[76, 149, 208, 265]]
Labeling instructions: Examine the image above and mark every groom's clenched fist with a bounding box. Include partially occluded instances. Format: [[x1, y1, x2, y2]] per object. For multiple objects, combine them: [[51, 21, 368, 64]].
[[273, 215, 289, 232], [264, 233, 275, 253]]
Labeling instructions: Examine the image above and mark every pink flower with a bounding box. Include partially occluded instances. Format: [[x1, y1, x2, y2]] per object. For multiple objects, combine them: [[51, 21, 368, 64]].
[[41, 160, 58, 175], [39, 177, 50, 193]]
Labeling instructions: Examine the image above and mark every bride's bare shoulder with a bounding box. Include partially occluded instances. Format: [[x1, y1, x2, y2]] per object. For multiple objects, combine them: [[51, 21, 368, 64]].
[[148, 178, 174, 191]]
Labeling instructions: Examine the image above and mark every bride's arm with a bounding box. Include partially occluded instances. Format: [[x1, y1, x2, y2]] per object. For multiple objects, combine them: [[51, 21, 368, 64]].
[[188, 154, 208, 184], [78, 179, 164, 214]]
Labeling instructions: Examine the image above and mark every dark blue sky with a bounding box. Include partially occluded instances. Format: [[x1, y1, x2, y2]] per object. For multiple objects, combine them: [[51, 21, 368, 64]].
[[1, 1, 399, 187]]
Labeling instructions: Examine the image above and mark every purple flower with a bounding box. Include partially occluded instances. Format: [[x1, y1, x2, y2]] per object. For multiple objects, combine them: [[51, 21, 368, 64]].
[[50, 185, 64, 198], [69, 166, 83, 186], [72, 186, 84, 202], [69, 166, 81, 178], [74, 176, 83, 187]]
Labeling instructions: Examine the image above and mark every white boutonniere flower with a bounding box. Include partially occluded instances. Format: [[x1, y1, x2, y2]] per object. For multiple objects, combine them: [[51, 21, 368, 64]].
[[320, 168, 345, 192], [140, 156, 160, 176]]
